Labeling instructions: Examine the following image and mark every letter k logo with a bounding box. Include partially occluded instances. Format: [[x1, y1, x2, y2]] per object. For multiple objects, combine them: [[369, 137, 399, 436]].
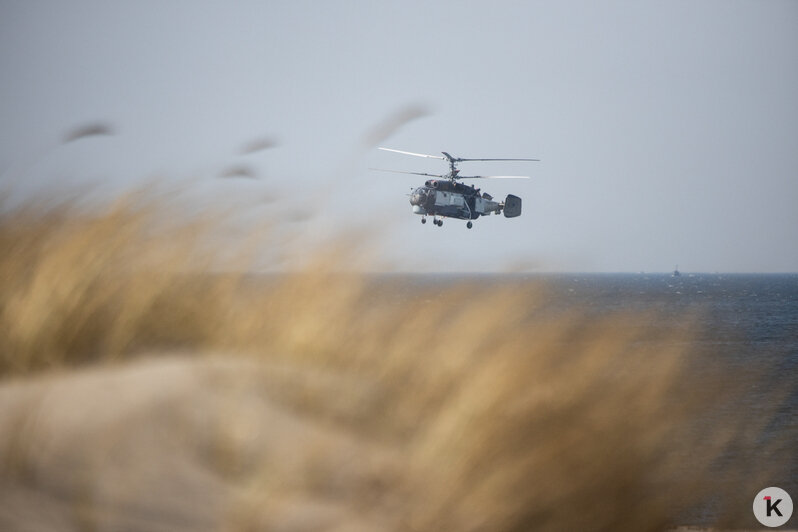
[[764, 496, 783, 517], [754, 488, 792, 527]]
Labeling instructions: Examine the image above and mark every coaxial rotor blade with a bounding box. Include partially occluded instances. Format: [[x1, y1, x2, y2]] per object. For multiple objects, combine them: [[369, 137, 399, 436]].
[[456, 175, 531, 179], [370, 167, 446, 178], [378, 147, 446, 160], [455, 157, 540, 162]]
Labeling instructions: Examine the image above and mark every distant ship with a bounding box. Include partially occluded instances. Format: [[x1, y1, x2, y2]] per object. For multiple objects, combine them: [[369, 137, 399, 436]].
[[672, 266, 681, 277]]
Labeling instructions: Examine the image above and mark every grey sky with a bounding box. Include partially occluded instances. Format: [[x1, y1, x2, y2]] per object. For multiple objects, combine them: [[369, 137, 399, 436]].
[[1, 1, 797, 272]]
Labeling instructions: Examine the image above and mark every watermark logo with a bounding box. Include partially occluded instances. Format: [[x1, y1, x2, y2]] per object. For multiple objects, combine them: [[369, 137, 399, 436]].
[[753, 487, 793, 528]]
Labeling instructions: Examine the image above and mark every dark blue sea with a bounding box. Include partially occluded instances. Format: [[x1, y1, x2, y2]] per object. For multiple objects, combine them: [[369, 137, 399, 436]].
[[539, 274, 798, 481], [376, 272, 798, 524]]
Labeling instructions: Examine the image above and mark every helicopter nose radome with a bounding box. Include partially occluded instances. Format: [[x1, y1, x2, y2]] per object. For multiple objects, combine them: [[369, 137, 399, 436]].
[[410, 195, 428, 209], [409, 187, 431, 207]]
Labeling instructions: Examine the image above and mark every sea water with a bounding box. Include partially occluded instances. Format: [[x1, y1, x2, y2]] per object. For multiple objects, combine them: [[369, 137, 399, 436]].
[[546, 273, 797, 523], [377, 272, 798, 523]]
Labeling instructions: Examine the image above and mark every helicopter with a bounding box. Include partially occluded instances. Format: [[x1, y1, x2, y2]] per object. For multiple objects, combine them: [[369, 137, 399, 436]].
[[372, 147, 538, 228]]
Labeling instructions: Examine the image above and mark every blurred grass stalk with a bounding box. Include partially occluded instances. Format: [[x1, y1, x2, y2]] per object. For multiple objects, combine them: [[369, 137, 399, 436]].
[[0, 186, 784, 531]]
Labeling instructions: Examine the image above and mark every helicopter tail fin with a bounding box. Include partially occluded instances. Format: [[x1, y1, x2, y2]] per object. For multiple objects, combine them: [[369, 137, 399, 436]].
[[503, 195, 522, 218]]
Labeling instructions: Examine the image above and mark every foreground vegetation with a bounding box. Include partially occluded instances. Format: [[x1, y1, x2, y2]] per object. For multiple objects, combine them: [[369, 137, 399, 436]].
[[0, 189, 784, 530]]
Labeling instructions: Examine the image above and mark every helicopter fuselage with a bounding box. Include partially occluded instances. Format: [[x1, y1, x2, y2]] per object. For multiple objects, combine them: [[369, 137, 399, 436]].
[[409, 179, 501, 220], [374, 147, 533, 228]]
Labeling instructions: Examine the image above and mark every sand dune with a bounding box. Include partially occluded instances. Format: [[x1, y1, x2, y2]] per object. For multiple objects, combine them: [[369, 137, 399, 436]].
[[1, 355, 401, 531]]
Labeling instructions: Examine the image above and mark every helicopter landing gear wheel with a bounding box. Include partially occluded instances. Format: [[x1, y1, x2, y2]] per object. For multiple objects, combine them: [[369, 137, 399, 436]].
[[466, 221, 473, 229], [421, 217, 426, 224]]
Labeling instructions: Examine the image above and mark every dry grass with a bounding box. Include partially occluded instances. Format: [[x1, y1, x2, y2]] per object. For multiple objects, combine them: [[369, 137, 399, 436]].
[[0, 188, 785, 531]]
